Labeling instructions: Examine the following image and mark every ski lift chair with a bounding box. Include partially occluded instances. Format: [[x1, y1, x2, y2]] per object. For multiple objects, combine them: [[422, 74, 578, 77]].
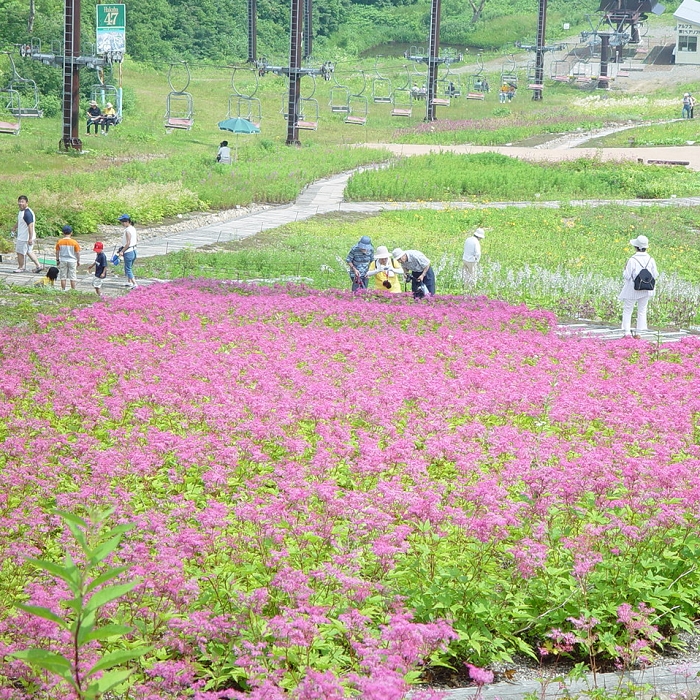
[[371, 60, 393, 103], [343, 72, 367, 125], [165, 62, 195, 130], [0, 88, 21, 134], [294, 74, 319, 130], [2, 52, 42, 118], [229, 67, 262, 127], [500, 53, 519, 87], [91, 83, 122, 124], [329, 72, 350, 114], [551, 60, 571, 82], [391, 66, 414, 117]]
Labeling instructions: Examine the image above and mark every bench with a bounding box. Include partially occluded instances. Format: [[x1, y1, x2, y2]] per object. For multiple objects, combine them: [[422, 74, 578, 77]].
[[344, 115, 366, 125], [166, 117, 194, 130], [391, 108, 412, 117], [0, 120, 20, 135]]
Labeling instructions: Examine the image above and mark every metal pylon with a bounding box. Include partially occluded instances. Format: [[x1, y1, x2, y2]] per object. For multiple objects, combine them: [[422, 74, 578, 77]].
[[532, 0, 547, 101], [303, 0, 312, 59], [60, 0, 81, 150], [286, 0, 303, 145], [425, 0, 442, 122], [247, 0, 257, 63]]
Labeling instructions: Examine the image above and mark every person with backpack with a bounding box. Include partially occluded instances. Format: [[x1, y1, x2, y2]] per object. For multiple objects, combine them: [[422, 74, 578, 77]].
[[619, 234, 658, 338]]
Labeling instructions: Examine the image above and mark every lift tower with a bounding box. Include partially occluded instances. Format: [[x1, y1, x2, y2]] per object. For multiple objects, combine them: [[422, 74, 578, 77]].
[[21, 0, 123, 150]]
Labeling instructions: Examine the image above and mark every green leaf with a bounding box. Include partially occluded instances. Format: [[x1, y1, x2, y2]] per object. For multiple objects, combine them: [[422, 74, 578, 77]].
[[86, 647, 150, 676], [15, 604, 69, 630], [25, 557, 80, 590], [91, 668, 132, 694], [84, 580, 139, 615], [52, 509, 88, 529], [103, 523, 135, 539], [79, 623, 133, 644], [11, 648, 76, 685], [65, 520, 88, 549], [85, 565, 131, 594], [87, 536, 124, 567]]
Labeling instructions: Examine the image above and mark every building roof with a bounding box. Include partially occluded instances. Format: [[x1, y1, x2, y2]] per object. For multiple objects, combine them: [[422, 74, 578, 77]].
[[675, 0, 700, 26]]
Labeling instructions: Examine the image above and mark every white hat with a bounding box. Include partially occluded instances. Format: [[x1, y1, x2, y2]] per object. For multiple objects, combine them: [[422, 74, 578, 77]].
[[392, 248, 406, 260], [473, 228, 485, 239], [630, 235, 649, 248], [685, 93, 690, 97], [374, 245, 390, 259]]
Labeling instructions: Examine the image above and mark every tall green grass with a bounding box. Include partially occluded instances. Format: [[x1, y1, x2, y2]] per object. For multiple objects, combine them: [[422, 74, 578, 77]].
[[346, 153, 700, 201]]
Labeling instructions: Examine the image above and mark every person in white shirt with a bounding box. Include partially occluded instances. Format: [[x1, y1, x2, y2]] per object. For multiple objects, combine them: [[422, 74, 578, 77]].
[[619, 234, 658, 338], [217, 141, 232, 163], [117, 213, 138, 289], [11, 195, 43, 273], [462, 227, 485, 285]]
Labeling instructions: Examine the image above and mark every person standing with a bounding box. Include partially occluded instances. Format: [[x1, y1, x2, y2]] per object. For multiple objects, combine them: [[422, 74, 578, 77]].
[[392, 248, 435, 298], [87, 242, 107, 296], [682, 93, 692, 119], [619, 234, 658, 338], [118, 214, 138, 289], [55, 225, 81, 291], [11, 195, 42, 273], [462, 227, 485, 285], [367, 246, 403, 292], [345, 236, 374, 291]]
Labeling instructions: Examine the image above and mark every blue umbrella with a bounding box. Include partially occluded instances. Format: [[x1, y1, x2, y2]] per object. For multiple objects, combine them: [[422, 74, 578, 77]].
[[218, 117, 260, 161]]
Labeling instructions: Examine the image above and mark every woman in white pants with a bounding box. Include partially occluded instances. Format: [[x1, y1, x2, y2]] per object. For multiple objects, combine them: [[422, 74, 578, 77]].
[[619, 235, 658, 337]]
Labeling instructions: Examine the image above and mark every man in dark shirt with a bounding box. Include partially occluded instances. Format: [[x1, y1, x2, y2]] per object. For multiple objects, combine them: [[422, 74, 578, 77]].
[[87, 101, 102, 135], [87, 241, 107, 296]]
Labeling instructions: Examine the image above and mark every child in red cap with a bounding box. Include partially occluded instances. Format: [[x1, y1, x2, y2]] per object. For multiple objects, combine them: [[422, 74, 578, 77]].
[[87, 242, 107, 296]]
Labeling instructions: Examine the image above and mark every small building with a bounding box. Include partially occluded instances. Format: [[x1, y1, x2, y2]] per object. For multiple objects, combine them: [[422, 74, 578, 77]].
[[674, 0, 700, 65]]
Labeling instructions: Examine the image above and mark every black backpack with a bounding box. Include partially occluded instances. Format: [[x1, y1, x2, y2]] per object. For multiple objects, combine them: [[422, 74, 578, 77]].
[[633, 260, 655, 291]]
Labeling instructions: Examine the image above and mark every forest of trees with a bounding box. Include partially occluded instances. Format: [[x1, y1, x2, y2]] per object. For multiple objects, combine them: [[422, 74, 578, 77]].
[[0, 0, 607, 65]]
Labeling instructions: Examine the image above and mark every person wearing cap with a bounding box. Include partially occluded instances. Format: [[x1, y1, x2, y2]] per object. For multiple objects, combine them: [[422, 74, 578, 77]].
[[366, 246, 404, 292], [55, 225, 81, 291], [87, 242, 108, 296], [11, 194, 43, 273], [619, 234, 658, 338], [682, 93, 693, 119], [392, 248, 435, 298], [345, 236, 374, 291], [86, 100, 102, 135], [101, 102, 117, 134], [118, 214, 138, 289], [462, 228, 485, 286]]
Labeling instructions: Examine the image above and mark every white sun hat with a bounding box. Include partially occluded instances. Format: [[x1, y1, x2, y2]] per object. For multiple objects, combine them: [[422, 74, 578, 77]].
[[374, 245, 390, 259], [630, 235, 649, 248], [392, 248, 405, 260], [473, 228, 485, 239]]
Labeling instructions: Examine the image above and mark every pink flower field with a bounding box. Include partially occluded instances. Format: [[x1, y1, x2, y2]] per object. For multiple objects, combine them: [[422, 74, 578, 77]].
[[2, 281, 700, 699]]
